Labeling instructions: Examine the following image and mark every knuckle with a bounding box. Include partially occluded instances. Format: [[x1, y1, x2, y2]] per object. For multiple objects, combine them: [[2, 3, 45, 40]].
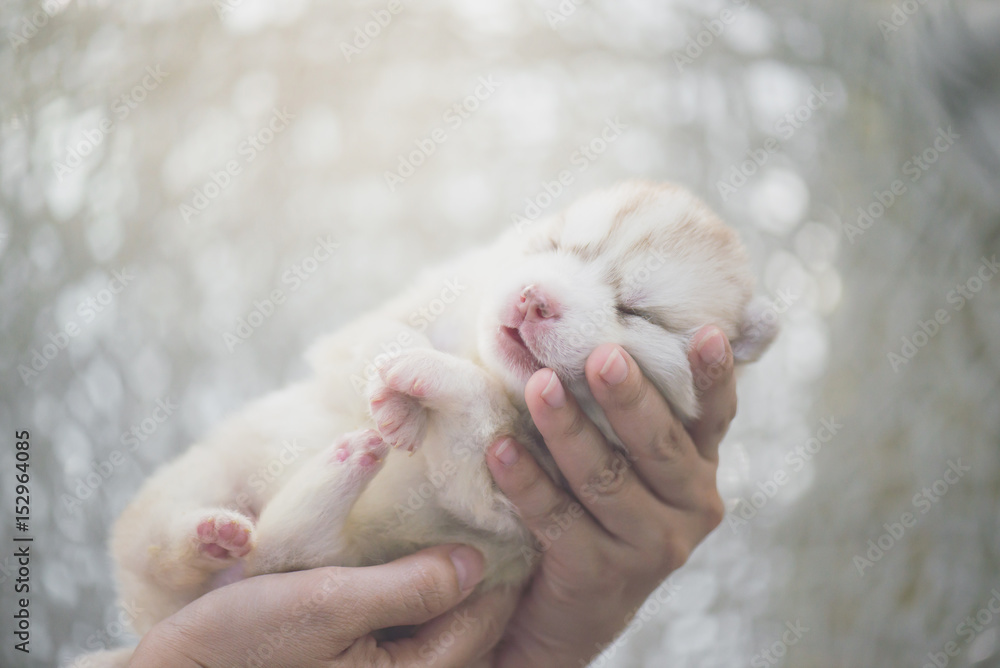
[[712, 416, 731, 441], [703, 494, 726, 530], [513, 466, 571, 528], [694, 354, 732, 392], [546, 544, 622, 603], [344, 637, 389, 668], [509, 454, 547, 499], [647, 420, 687, 461], [658, 534, 690, 573], [532, 489, 575, 527], [613, 374, 649, 412], [562, 407, 591, 440], [408, 562, 450, 617], [692, 366, 712, 392], [579, 452, 631, 502]]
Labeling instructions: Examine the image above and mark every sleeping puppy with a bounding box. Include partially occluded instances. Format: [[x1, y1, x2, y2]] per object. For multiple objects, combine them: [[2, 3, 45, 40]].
[[108, 180, 777, 642]]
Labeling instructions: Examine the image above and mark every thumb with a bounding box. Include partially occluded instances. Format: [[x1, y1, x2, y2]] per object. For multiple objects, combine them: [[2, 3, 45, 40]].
[[345, 544, 485, 636]]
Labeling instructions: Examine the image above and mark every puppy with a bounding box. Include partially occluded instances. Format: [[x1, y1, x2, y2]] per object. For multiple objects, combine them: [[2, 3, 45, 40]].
[[108, 181, 777, 641]]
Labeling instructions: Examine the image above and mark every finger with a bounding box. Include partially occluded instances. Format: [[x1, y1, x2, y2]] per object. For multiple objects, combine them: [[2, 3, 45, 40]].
[[385, 586, 520, 667], [486, 436, 602, 550], [585, 343, 700, 486], [521, 369, 662, 543], [342, 544, 485, 635], [687, 325, 738, 461]]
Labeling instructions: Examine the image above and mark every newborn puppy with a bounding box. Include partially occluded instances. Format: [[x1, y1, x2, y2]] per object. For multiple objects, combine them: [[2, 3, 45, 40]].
[[109, 181, 777, 640]]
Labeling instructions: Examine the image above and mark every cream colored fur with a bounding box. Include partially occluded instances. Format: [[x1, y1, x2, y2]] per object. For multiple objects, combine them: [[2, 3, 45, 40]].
[[106, 181, 776, 647]]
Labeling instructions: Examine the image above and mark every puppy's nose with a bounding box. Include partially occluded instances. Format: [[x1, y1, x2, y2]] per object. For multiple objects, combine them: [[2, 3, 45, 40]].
[[517, 285, 560, 322]]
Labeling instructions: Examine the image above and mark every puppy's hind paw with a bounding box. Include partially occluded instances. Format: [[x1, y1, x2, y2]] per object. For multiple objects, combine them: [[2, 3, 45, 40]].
[[193, 510, 255, 561], [329, 429, 390, 476]]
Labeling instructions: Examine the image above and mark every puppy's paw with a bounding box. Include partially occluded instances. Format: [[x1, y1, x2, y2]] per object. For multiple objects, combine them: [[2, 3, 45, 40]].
[[367, 350, 452, 451], [329, 429, 390, 477], [369, 382, 427, 452], [193, 510, 255, 561], [378, 349, 449, 399], [368, 349, 486, 451]]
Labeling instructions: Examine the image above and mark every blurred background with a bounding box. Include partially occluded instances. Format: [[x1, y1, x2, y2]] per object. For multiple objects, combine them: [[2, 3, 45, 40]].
[[1, 0, 999, 666]]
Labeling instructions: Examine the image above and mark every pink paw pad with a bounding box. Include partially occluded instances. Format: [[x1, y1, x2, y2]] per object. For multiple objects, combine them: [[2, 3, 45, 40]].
[[329, 430, 390, 469], [195, 515, 254, 560]]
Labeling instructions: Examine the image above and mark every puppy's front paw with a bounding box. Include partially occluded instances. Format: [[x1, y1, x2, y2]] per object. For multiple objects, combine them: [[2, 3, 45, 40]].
[[193, 510, 255, 560], [368, 351, 447, 452], [369, 382, 427, 453]]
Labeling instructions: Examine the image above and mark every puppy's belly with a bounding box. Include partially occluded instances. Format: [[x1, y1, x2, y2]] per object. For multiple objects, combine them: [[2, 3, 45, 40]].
[[338, 449, 536, 587]]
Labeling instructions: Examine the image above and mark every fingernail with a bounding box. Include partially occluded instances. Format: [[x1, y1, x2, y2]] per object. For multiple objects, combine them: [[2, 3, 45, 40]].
[[492, 438, 519, 468], [599, 347, 629, 385], [540, 370, 566, 408], [449, 546, 484, 592], [697, 327, 727, 365]]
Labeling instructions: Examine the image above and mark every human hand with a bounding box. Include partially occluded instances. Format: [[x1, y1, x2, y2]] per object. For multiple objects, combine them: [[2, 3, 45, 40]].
[[129, 545, 519, 667], [484, 325, 735, 668]]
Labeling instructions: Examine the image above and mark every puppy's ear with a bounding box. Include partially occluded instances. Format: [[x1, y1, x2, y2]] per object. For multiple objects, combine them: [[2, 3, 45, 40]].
[[731, 296, 780, 364]]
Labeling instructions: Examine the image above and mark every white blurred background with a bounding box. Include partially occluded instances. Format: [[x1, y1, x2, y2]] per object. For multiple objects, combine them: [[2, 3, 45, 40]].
[[1, 0, 999, 666]]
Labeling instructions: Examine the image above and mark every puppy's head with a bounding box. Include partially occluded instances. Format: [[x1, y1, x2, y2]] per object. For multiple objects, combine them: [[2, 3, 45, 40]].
[[477, 181, 777, 422]]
